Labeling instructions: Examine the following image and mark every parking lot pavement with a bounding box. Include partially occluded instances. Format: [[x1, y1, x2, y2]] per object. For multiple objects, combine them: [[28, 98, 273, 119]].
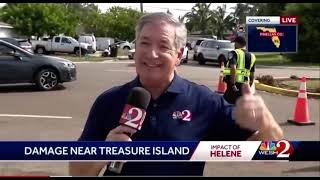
[[0, 62, 318, 176]]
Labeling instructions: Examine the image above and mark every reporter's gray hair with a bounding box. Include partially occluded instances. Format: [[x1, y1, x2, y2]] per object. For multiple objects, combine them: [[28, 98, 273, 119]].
[[135, 12, 187, 51]]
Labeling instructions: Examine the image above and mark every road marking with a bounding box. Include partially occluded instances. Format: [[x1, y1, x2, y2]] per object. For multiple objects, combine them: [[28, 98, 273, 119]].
[[0, 114, 72, 119]]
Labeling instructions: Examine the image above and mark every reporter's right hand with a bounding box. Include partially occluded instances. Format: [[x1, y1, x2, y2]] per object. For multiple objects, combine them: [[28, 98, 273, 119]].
[[69, 125, 136, 176], [106, 125, 137, 141]]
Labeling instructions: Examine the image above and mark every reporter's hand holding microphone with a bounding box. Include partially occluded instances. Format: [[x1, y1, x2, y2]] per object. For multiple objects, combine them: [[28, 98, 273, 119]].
[[106, 87, 151, 174]]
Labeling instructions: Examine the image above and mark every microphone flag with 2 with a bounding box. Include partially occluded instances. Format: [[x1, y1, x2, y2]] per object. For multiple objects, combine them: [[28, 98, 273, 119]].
[[108, 87, 151, 174]]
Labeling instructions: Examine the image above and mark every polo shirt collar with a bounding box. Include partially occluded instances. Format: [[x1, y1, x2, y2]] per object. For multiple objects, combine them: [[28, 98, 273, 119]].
[[130, 71, 185, 94], [166, 71, 184, 94]]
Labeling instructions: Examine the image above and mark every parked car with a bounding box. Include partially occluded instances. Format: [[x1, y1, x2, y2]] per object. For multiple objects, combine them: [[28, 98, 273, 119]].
[[0, 40, 76, 90], [192, 38, 212, 61], [114, 40, 135, 50], [180, 46, 189, 63], [128, 48, 135, 59], [31, 35, 92, 55], [78, 34, 96, 53], [96, 37, 114, 51], [196, 39, 234, 65], [17, 39, 33, 53], [0, 38, 33, 52], [102, 48, 110, 57]]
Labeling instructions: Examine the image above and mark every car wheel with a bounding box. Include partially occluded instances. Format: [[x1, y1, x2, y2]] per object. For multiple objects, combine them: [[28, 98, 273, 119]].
[[193, 54, 197, 61], [75, 48, 86, 56], [198, 54, 205, 65], [36, 47, 45, 54], [75, 48, 80, 56], [35, 69, 59, 91], [123, 46, 130, 54]]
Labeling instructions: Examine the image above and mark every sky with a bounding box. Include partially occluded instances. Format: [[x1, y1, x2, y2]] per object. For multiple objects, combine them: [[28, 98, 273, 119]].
[[96, 3, 237, 19], [0, 3, 237, 20]]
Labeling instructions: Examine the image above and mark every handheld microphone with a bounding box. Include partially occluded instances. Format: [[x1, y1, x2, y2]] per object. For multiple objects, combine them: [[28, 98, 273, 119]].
[[108, 87, 151, 174]]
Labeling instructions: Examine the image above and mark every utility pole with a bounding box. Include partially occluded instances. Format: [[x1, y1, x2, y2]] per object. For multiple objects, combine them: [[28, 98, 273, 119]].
[[140, 3, 143, 13]]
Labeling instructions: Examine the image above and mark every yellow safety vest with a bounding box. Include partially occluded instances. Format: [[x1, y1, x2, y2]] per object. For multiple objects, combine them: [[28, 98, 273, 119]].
[[223, 49, 256, 83]]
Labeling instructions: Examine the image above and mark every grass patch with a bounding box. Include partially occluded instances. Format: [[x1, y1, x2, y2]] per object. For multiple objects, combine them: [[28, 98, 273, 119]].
[[254, 53, 320, 67], [50, 48, 130, 62], [276, 79, 320, 93], [117, 48, 129, 56], [256, 75, 320, 93], [282, 80, 320, 91], [56, 55, 110, 62]]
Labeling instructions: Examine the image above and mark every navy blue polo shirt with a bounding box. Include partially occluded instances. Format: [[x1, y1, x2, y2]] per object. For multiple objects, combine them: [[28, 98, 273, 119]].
[[79, 72, 253, 176]]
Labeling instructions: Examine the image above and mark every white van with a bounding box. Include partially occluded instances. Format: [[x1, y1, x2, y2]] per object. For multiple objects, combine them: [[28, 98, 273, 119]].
[[96, 37, 114, 51], [78, 34, 96, 53]]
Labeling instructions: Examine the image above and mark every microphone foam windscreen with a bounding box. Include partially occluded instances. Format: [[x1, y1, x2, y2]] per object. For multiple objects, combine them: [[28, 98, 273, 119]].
[[127, 87, 151, 110]]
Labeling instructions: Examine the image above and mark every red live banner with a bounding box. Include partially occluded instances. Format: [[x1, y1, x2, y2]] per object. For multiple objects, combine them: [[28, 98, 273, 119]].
[[280, 16, 299, 24]]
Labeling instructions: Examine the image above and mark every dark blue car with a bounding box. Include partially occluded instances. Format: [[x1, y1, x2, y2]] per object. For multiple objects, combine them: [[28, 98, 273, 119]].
[[0, 39, 76, 91]]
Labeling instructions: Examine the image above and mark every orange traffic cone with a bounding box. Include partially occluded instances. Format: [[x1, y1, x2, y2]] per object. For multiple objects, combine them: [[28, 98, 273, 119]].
[[216, 65, 227, 94], [287, 77, 315, 125]]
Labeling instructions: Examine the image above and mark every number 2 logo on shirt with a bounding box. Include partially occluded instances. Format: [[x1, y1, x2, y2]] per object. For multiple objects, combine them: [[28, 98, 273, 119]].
[[181, 110, 192, 121], [172, 110, 192, 121]]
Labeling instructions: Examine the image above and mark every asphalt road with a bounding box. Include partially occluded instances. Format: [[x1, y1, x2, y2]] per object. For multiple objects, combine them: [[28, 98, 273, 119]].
[[0, 60, 319, 176]]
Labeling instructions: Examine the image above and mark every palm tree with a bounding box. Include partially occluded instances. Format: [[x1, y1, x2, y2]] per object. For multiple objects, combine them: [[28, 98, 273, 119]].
[[211, 5, 236, 39], [231, 3, 261, 25], [247, 3, 262, 16], [231, 3, 248, 25], [255, 3, 287, 16], [182, 3, 212, 34]]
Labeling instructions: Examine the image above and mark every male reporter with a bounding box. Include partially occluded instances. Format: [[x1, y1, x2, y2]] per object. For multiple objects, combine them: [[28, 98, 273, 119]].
[[69, 12, 283, 176]]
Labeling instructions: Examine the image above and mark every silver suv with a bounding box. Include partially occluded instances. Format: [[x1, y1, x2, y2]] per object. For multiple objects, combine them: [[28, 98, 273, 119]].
[[115, 40, 135, 50], [196, 39, 234, 65], [191, 38, 212, 60]]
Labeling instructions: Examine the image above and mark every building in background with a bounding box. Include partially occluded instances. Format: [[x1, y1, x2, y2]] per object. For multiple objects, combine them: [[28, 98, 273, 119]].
[[0, 21, 14, 38]]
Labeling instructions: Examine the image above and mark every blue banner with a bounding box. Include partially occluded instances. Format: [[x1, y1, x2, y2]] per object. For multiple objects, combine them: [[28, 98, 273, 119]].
[[247, 25, 298, 53], [0, 141, 198, 161], [0, 141, 318, 161]]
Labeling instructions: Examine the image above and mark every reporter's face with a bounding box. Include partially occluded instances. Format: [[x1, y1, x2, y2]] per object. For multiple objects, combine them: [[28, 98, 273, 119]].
[[134, 21, 181, 85]]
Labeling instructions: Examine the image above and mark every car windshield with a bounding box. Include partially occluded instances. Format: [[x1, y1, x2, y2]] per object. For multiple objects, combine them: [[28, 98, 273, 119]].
[[196, 40, 204, 45], [69, 38, 78, 44], [79, 36, 93, 43], [218, 42, 234, 49], [116, 41, 126, 44], [2, 41, 34, 55], [0, 38, 19, 46]]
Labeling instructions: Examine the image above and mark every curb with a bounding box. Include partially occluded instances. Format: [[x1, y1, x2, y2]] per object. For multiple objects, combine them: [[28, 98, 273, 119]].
[[256, 65, 320, 70], [255, 81, 320, 99]]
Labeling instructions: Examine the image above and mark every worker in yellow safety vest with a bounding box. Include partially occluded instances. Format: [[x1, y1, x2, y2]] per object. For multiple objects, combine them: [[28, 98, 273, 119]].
[[223, 36, 256, 104]]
